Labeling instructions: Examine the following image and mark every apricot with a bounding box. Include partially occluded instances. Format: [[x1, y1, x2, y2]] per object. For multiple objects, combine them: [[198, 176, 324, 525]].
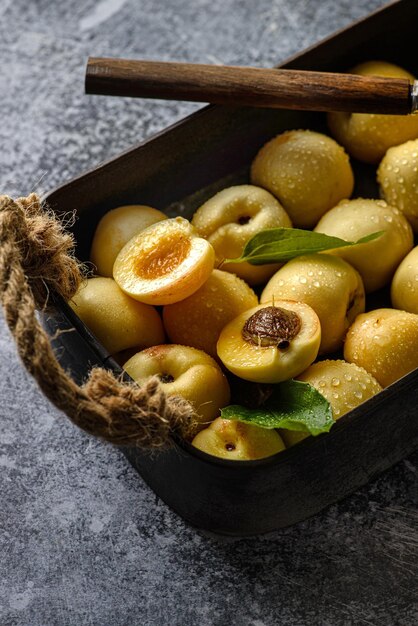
[[69, 277, 165, 355], [217, 301, 320, 383], [328, 61, 418, 164], [124, 344, 230, 431], [281, 360, 382, 447], [113, 217, 215, 305], [250, 129, 354, 228], [391, 246, 418, 313], [314, 198, 413, 293], [261, 254, 365, 354], [90, 204, 166, 276], [192, 417, 285, 461], [378, 139, 418, 232], [163, 269, 258, 359], [344, 308, 418, 387], [191, 185, 292, 285]]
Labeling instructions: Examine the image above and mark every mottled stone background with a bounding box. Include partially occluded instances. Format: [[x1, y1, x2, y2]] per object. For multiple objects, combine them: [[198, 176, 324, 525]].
[[1, 0, 418, 624]]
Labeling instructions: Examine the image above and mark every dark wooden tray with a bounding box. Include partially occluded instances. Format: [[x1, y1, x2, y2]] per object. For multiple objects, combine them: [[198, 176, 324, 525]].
[[43, 0, 418, 535]]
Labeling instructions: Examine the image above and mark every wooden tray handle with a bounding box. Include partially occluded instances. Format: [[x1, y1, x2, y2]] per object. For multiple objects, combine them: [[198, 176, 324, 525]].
[[85, 57, 418, 115]]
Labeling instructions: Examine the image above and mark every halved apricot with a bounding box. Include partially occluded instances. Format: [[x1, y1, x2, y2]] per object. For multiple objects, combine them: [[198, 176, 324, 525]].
[[113, 217, 215, 305], [124, 344, 230, 432], [191, 185, 292, 285], [217, 301, 321, 383], [192, 417, 285, 460]]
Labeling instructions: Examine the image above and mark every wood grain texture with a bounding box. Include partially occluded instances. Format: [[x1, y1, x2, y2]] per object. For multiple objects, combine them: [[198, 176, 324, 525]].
[[86, 57, 413, 114]]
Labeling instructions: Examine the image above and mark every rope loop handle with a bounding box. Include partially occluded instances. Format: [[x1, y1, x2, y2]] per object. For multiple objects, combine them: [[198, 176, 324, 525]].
[[0, 193, 195, 447]]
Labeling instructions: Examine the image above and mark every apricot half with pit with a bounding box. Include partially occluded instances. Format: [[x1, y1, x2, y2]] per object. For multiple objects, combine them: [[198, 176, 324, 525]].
[[281, 360, 382, 447], [163, 269, 258, 359], [124, 344, 230, 432], [217, 301, 321, 383], [261, 254, 365, 354], [113, 217, 215, 305], [69, 277, 165, 355], [344, 308, 418, 388], [192, 417, 285, 461], [191, 184, 292, 285], [90, 204, 166, 277], [250, 129, 354, 228]]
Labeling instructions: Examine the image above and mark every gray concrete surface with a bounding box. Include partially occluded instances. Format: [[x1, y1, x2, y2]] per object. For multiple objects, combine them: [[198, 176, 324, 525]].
[[1, 0, 418, 624]]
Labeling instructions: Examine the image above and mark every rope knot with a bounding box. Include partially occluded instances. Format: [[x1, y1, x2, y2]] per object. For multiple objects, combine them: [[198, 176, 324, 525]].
[[0, 193, 81, 308], [84, 371, 197, 446]]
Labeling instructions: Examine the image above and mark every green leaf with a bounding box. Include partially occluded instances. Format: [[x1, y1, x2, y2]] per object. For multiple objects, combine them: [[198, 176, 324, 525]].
[[220, 380, 334, 436], [225, 228, 384, 266]]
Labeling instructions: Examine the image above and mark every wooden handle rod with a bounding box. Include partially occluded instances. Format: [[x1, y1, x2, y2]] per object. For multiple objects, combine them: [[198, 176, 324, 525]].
[[85, 57, 418, 115]]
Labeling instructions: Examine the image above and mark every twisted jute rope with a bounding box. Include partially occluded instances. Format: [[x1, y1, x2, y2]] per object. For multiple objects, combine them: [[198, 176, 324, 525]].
[[0, 193, 196, 447]]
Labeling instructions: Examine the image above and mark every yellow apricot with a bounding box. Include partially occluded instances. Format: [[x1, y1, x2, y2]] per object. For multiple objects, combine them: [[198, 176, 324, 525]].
[[217, 301, 321, 383], [192, 417, 285, 460], [250, 129, 354, 228], [344, 308, 418, 387], [91, 204, 166, 276], [163, 269, 258, 359], [113, 217, 215, 305], [69, 277, 165, 354], [328, 61, 418, 164], [378, 139, 418, 233], [191, 185, 292, 285], [261, 254, 365, 354], [281, 360, 382, 447], [314, 198, 413, 293], [124, 344, 230, 432], [391, 246, 418, 314]]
